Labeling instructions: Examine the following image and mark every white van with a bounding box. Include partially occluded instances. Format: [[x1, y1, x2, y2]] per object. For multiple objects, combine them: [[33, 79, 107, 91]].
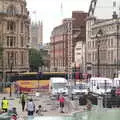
[[49, 77, 68, 96], [89, 77, 113, 95], [113, 78, 120, 87]]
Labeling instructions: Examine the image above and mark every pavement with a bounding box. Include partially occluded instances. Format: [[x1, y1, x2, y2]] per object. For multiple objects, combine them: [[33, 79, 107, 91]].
[[0, 93, 86, 119]]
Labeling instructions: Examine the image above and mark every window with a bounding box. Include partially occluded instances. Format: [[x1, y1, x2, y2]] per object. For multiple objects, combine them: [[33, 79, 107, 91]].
[[111, 50, 113, 63], [7, 36, 16, 47], [21, 5, 24, 14], [21, 52, 24, 65], [77, 53, 81, 55], [21, 37, 24, 47], [7, 5, 16, 16], [111, 38, 113, 48], [21, 22, 24, 33], [7, 51, 14, 67], [7, 52, 10, 66], [7, 21, 16, 32], [14, 52, 17, 65]]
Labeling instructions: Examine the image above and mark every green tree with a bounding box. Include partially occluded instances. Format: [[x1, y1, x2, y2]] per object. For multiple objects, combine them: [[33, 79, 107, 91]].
[[29, 48, 44, 71]]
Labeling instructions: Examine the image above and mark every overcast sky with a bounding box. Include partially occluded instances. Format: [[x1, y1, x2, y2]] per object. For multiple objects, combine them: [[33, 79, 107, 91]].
[[26, 0, 120, 43]]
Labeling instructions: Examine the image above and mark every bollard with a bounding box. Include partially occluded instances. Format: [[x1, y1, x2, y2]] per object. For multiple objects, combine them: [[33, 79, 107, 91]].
[[97, 96, 103, 109]]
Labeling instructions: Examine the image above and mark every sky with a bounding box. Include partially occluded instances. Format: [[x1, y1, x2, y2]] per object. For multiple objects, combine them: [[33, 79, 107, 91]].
[[26, 0, 120, 43], [26, 0, 91, 43]]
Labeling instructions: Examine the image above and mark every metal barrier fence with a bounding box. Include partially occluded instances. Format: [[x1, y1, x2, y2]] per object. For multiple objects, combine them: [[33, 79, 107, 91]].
[[17, 108, 120, 120]]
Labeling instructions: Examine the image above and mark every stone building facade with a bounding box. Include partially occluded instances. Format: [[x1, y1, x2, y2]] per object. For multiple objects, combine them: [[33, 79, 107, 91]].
[[50, 18, 72, 72], [30, 21, 43, 50], [72, 11, 87, 73], [86, 14, 120, 78], [0, 0, 30, 79], [50, 11, 87, 73]]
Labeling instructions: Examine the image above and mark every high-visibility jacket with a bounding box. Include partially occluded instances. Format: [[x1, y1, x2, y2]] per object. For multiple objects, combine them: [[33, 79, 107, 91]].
[[2, 99, 8, 109]]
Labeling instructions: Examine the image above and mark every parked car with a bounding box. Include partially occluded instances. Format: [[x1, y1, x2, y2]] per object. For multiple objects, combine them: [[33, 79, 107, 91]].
[[72, 83, 88, 95]]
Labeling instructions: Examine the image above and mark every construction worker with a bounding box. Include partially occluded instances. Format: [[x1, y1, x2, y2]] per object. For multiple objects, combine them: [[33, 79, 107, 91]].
[[1, 97, 9, 112]]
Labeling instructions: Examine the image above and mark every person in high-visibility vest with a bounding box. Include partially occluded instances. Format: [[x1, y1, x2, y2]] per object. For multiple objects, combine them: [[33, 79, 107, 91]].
[[1, 97, 9, 112]]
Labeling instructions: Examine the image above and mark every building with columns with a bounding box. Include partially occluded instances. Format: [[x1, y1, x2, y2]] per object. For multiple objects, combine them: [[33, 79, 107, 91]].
[[0, 0, 30, 79], [86, 12, 120, 78]]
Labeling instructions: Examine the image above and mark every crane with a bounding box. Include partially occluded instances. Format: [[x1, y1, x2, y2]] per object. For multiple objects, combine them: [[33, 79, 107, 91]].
[[88, 0, 97, 17], [88, 0, 120, 17]]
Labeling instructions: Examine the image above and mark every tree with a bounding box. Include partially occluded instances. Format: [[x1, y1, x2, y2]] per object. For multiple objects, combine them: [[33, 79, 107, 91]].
[[29, 48, 44, 71]]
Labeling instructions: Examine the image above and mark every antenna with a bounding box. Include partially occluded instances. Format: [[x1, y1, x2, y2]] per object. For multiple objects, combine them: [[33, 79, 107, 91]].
[[113, 0, 116, 12], [112, 1, 118, 18], [118, 5, 120, 17], [60, 0, 63, 21]]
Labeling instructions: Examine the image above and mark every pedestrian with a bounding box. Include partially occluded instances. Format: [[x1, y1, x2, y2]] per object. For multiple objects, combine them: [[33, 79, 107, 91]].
[[26, 98, 35, 116], [1, 97, 9, 112], [58, 94, 65, 113], [86, 99, 92, 111], [36, 105, 44, 116], [20, 93, 27, 112], [11, 107, 17, 120], [57, 93, 60, 100]]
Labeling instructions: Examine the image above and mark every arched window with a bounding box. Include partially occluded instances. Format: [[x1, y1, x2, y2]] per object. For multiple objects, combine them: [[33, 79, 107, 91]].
[[7, 5, 16, 16]]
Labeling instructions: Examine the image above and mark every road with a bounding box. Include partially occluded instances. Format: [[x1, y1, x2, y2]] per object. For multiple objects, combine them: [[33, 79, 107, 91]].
[[0, 93, 86, 119]]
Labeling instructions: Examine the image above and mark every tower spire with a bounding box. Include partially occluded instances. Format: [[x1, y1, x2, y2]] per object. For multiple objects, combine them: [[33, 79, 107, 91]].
[[112, 1, 118, 19], [60, 0, 64, 21]]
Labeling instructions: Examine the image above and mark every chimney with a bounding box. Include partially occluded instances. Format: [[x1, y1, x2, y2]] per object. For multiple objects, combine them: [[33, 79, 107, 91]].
[[112, 11, 118, 19]]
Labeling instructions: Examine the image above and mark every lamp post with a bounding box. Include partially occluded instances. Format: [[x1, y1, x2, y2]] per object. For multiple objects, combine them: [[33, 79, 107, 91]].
[[72, 62, 76, 85], [116, 21, 119, 77], [96, 29, 103, 77], [9, 52, 14, 97]]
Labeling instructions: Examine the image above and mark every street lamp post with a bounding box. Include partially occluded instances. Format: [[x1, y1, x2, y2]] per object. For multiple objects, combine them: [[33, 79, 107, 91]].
[[97, 40, 100, 77], [116, 21, 119, 77], [9, 53, 14, 97], [96, 29, 103, 77]]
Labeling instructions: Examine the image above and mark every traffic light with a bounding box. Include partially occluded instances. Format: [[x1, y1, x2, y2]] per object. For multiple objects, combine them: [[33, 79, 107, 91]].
[[87, 74, 91, 79], [72, 72, 75, 79], [65, 73, 68, 80], [37, 72, 42, 79], [79, 73, 83, 79]]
